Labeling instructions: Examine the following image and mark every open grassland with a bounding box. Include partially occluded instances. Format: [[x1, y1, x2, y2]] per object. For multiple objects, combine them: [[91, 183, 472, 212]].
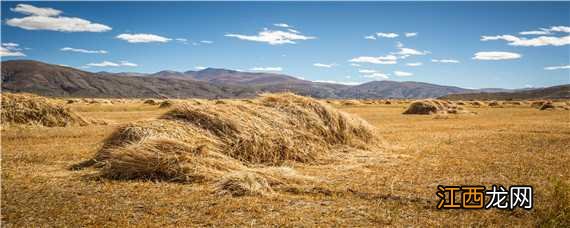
[[2, 98, 569, 226]]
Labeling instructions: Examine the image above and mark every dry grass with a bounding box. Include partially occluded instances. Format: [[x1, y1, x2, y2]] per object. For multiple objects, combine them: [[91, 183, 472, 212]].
[[1, 93, 89, 127], [2, 96, 569, 226]]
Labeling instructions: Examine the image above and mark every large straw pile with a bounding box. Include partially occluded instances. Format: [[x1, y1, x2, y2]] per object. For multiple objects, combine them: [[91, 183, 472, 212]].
[[76, 93, 378, 195], [1, 93, 88, 127], [403, 99, 470, 115]]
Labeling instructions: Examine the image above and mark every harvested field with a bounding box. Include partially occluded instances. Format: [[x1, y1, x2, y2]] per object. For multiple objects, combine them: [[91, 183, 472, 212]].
[[2, 95, 569, 226]]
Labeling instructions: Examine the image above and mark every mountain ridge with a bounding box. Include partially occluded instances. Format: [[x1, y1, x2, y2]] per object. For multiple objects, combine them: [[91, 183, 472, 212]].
[[2, 60, 567, 99]]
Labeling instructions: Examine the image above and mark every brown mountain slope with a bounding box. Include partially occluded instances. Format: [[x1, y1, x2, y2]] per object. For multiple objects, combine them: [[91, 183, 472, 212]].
[[1, 60, 256, 98], [440, 84, 570, 100]]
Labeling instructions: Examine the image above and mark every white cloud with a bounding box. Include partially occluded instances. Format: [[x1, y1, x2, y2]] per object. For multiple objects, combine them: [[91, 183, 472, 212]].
[[392, 47, 429, 56], [225, 28, 315, 45], [396, 41, 404, 48], [350, 63, 361, 67], [274, 23, 291, 28], [250, 67, 283, 72], [432, 59, 460, 63], [11, 4, 61, 17], [358, 69, 376, 74], [175, 38, 188, 44], [349, 55, 398, 64], [405, 32, 418, 37], [200, 40, 213, 44], [119, 61, 138, 67], [0, 46, 25, 57], [481, 34, 570, 47], [406, 62, 423, 66], [394, 71, 413, 77], [2, 43, 20, 48], [86, 61, 138, 67], [313, 63, 334, 68], [363, 72, 389, 79], [519, 30, 550, 35], [544, 65, 570, 70], [61, 47, 107, 54], [117, 33, 171, 43], [364, 35, 376, 40], [376, 32, 398, 38], [195, 66, 207, 70], [472, 51, 522, 60], [313, 80, 362, 85], [287, 28, 300, 34], [6, 4, 111, 32], [550, 26, 570, 33]]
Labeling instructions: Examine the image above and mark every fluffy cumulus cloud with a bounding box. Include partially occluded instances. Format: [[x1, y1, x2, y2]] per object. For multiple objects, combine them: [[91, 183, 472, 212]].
[[116, 33, 172, 43], [405, 32, 418, 37], [392, 47, 429, 57], [0, 43, 25, 57], [249, 67, 283, 72], [225, 28, 315, 45], [376, 32, 398, 38], [431, 59, 460, 63], [86, 60, 138, 67], [364, 35, 376, 40], [472, 51, 522, 60], [61, 47, 107, 54], [200, 40, 213, 44], [313, 63, 334, 68], [357, 69, 390, 79], [6, 4, 111, 32], [274, 23, 291, 28], [349, 55, 398, 64], [195, 66, 207, 70], [544, 65, 570, 70], [394, 71, 413, 77], [406, 62, 423, 66], [482, 26, 570, 47]]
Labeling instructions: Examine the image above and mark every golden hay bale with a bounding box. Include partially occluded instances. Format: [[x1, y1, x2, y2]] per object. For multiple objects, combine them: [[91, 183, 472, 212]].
[[76, 93, 378, 184], [144, 99, 159, 105], [214, 171, 274, 196], [403, 99, 469, 115], [214, 100, 227, 105], [456, 101, 465, 105], [341, 100, 359, 106], [531, 100, 548, 108], [471, 101, 483, 106], [539, 102, 556, 110], [159, 100, 175, 108], [1, 93, 88, 127], [384, 101, 392, 105], [487, 101, 502, 107], [403, 100, 440, 114]]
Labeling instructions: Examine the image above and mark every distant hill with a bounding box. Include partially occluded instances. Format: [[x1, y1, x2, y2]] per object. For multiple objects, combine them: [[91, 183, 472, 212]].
[[337, 80, 472, 99], [441, 84, 570, 100], [4, 60, 566, 100], [1, 60, 256, 98]]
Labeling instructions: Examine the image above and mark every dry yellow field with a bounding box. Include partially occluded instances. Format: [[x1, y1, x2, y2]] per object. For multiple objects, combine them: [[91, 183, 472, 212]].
[[2, 100, 569, 226]]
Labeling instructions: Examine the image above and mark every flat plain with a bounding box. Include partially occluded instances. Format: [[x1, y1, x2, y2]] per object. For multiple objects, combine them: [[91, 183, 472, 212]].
[[2, 99, 569, 226]]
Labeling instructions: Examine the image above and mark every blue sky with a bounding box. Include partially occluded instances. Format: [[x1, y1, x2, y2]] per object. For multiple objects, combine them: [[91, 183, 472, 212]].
[[1, 1, 569, 89]]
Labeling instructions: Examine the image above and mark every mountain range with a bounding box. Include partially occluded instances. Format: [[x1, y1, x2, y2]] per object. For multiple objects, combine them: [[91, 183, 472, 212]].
[[2, 60, 568, 99]]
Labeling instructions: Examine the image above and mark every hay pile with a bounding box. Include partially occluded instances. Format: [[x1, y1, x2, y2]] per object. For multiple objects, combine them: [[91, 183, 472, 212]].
[[1, 93, 88, 127], [403, 99, 470, 115], [341, 100, 360, 106], [487, 101, 502, 107], [539, 102, 555, 110], [144, 99, 159, 105], [531, 100, 549, 108], [159, 100, 175, 108], [76, 93, 377, 195]]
